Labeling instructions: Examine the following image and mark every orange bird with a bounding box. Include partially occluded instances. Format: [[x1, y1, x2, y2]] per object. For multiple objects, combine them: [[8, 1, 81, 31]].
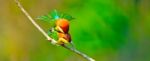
[[55, 19, 71, 45], [55, 19, 69, 33], [57, 33, 71, 45]]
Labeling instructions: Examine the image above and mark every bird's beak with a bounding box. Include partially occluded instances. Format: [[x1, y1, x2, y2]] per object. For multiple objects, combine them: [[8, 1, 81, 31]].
[[55, 26, 64, 33]]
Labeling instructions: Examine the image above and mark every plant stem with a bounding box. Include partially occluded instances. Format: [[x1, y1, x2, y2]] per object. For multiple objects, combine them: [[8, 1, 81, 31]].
[[62, 45, 95, 61], [14, 0, 57, 44], [14, 0, 95, 61]]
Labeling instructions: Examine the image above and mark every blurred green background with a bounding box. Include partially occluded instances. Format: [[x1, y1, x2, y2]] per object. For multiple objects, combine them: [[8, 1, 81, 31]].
[[0, 0, 150, 61]]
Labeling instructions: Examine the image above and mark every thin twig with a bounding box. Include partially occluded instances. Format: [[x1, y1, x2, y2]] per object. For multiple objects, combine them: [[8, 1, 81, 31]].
[[14, 0, 57, 44], [62, 45, 95, 61], [14, 0, 95, 61]]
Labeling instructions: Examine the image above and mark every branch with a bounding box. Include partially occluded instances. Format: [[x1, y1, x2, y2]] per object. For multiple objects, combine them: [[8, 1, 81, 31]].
[[14, 0, 95, 61], [14, 0, 57, 44], [62, 45, 95, 61]]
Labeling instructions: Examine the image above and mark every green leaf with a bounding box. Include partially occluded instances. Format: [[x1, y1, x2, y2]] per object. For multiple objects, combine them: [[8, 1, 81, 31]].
[[37, 15, 51, 22], [37, 9, 74, 23], [47, 30, 51, 36], [51, 31, 58, 41], [47, 29, 58, 41], [49, 10, 60, 20], [60, 13, 74, 20]]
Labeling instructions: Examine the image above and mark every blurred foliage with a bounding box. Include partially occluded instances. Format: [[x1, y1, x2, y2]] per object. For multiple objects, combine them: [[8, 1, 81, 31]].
[[0, 0, 150, 61]]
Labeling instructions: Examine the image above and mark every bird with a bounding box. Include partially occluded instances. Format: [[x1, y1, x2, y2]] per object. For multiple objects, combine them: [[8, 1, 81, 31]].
[[57, 32, 71, 45], [55, 19, 69, 33], [54, 19, 72, 45], [38, 10, 74, 45]]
